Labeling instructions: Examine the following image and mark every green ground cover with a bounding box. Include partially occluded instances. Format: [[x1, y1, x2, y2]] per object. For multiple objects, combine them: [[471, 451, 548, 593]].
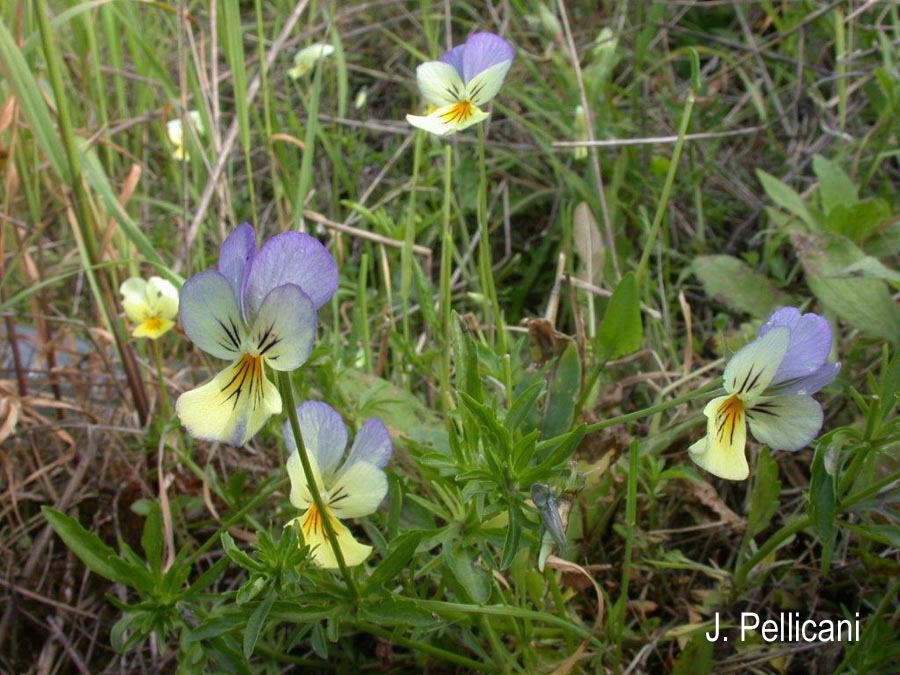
[[1, 1, 898, 672]]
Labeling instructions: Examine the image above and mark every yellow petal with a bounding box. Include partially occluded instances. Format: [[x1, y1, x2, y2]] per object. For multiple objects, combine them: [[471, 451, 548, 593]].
[[133, 317, 174, 339], [689, 394, 749, 480], [294, 505, 372, 569], [406, 102, 489, 136], [175, 354, 281, 446]]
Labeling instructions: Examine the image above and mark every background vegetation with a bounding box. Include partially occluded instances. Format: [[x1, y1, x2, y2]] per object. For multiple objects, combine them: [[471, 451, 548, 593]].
[[1, 0, 898, 672]]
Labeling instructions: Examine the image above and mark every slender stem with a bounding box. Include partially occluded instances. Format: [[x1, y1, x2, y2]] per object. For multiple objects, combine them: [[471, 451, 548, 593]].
[[439, 143, 454, 412], [635, 92, 694, 289], [415, 599, 601, 647], [475, 124, 506, 353], [356, 622, 498, 672], [583, 379, 721, 434], [151, 339, 171, 419], [615, 439, 640, 666], [734, 467, 900, 590], [277, 371, 357, 597], [402, 131, 425, 346]]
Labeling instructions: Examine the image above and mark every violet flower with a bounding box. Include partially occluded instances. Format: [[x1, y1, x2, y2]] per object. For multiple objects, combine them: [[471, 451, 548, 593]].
[[285, 402, 392, 568], [175, 224, 337, 446], [689, 307, 841, 480], [406, 32, 514, 136]]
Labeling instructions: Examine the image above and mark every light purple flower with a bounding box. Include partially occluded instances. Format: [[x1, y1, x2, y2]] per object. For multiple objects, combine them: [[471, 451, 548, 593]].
[[406, 32, 514, 136], [285, 402, 392, 568], [175, 224, 338, 446], [689, 306, 840, 480]]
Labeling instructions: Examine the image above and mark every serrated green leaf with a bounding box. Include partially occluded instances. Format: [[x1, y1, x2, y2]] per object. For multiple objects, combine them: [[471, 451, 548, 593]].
[[243, 595, 275, 659], [596, 271, 642, 359], [363, 531, 424, 592], [221, 532, 265, 574], [693, 255, 792, 318]]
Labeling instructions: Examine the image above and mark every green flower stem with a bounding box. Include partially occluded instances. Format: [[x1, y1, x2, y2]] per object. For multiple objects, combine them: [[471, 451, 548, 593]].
[[439, 143, 454, 412], [402, 131, 425, 346], [186, 475, 287, 567], [834, 577, 900, 675], [277, 371, 357, 598], [733, 466, 900, 591], [415, 599, 602, 648], [615, 439, 640, 665], [582, 379, 721, 435], [355, 621, 498, 672], [545, 566, 575, 652], [151, 339, 171, 419], [635, 91, 694, 290], [476, 124, 507, 354]]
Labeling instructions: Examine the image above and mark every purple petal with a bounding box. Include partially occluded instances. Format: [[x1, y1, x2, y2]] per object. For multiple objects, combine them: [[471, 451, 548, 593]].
[[770, 361, 841, 396], [284, 401, 348, 479], [760, 307, 834, 385], [179, 270, 245, 360], [439, 44, 466, 76], [248, 284, 317, 371], [344, 418, 392, 470], [244, 232, 338, 317], [218, 224, 256, 315], [461, 32, 514, 84]]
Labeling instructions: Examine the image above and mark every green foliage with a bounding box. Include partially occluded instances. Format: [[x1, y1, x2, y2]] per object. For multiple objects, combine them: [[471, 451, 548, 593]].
[[7, 1, 898, 672]]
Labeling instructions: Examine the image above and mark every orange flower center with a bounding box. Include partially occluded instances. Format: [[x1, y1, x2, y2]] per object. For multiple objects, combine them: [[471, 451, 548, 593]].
[[715, 395, 745, 447], [219, 353, 265, 409], [440, 100, 474, 124]]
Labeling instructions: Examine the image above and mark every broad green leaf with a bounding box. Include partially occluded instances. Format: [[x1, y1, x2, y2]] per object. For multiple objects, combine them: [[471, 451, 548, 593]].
[[793, 230, 900, 343], [836, 256, 900, 286], [337, 369, 442, 438], [521, 425, 587, 484], [812, 155, 858, 215], [140, 501, 163, 577], [358, 597, 441, 628], [757, 169, 816, 229], [450, 312, 484, 402], [243, 595, 275, 659], [506, 381, 545, 434], [363, 531, 424, 592], [823, 198, 891, 244], [499, 506, 522, 570], [693, 255, 792, 318], [596, 271, 642, 360], [809, 442, 837, 574], [672, 633, 714, 675], [746, 447, 781, 539], [573, 202, 603, 284], [42, 506, 151, 590], [221, 532, 266, 574], [443, 543, 490, 604], [541, 342, 581, 438]]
